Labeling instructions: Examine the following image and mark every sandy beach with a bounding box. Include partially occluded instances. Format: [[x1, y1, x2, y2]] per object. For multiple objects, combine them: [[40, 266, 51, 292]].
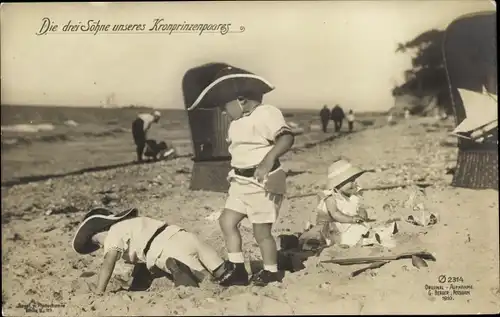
[[2, 116, 499, 315], [2, 1, 497, 315]]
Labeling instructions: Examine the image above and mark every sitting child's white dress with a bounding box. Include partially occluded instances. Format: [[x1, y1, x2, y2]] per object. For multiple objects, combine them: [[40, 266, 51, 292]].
[[303, 189, 369, 247]]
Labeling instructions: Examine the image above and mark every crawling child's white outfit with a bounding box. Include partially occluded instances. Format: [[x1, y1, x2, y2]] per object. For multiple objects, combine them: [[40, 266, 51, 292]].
[[224, 104, 291, 224], [103, 217, 224, 274]]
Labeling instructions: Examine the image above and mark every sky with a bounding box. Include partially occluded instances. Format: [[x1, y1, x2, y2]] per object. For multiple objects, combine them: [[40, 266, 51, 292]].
[[0, 1, 496, 111]]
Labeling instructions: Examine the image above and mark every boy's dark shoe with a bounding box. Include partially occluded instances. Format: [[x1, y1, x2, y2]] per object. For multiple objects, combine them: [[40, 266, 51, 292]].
[[217, 261, 249, 287], [165, 258, 200, 288], [250, 269, 283, 287]]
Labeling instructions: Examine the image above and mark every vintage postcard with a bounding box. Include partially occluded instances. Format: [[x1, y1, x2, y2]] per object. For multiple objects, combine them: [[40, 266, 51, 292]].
[[1, 1, 498, 315]]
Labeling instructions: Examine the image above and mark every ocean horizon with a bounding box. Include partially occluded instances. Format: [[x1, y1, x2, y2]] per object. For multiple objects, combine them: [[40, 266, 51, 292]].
[[1, 104, 387, 127]]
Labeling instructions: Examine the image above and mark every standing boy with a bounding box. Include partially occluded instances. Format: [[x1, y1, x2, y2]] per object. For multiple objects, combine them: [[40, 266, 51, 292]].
[[187, 66, 295, 286], [131, 110, 161, 162]]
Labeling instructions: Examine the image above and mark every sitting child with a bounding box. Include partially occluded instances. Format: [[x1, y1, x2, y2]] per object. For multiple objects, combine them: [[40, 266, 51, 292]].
[[299, 159, 369, 250], [72, 207, 241, 295]]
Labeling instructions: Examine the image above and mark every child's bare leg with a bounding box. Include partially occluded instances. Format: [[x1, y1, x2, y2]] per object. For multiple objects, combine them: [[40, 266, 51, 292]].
[[253, 223, 278, 272], [218, 208, 250, 286], [219, 208, 246, 260]]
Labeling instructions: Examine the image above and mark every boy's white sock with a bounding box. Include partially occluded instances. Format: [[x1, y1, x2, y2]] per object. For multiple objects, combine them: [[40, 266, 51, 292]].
[[264, 264, 278, 273], [228, 252, 245, 263]]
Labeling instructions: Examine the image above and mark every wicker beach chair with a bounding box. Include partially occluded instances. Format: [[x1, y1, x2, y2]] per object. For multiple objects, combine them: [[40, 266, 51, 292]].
[[182, 63, 233, 192], [443, 11, 498, 190]]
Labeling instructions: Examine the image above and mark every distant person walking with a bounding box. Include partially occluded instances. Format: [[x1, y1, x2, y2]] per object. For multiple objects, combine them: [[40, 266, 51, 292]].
[[404, 108, 411, 119], [347, 109, 355, 132], [331, 104, 345, 133], [132, 110, 161, 162], [319, 105, 330, 133], [387, 113, 394, 125]]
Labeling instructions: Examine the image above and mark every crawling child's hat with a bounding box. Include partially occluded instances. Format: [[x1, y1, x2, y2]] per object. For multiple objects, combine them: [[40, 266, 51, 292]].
[[327, 159, 366, 189], [187, 65, 274, 111], [72, 207, 138, 254]]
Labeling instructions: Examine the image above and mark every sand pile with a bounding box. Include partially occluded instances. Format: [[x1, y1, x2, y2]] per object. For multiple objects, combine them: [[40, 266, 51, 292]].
[[2, 117, 499, 315]]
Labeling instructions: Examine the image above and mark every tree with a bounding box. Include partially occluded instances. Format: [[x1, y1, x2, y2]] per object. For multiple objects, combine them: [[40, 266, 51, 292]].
[[392, 29, 453, 114]]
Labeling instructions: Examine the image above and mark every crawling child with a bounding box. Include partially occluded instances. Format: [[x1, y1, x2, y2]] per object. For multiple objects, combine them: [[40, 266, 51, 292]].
[[72, 207, 242, 295]]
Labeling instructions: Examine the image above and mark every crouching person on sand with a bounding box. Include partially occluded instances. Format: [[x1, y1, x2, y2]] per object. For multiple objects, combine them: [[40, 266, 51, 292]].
[[299, 159, 369, 249], [187, 66, 295, 287], [72, 207, 243, 295], [131, 110, 161, 162]]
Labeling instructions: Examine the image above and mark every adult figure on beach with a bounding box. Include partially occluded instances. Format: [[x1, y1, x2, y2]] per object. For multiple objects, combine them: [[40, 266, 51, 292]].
[[331, 104, 345, 132], [131, 110, 161, 162], [387, 113, 394, 124], [404, 107, 411, 119], [347, 109, 355, 132], [144, 140, 176, 161], [319, 105, 330, 133]]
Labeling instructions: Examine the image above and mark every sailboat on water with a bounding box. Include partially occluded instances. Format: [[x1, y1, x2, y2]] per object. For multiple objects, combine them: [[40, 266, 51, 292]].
[[102, 93, 117, 108]]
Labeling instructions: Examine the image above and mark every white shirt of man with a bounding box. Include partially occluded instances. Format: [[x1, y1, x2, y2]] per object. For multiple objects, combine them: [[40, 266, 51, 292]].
[[347, 113, 355, 122], [227, 104, 292, 169], [138, 113, 156, 133], [103, 217, 183, 270]]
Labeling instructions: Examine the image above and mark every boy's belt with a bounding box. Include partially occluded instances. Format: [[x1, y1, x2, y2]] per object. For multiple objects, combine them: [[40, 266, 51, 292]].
[[233, 161, 281, 178], [143, 224, 168, 256]]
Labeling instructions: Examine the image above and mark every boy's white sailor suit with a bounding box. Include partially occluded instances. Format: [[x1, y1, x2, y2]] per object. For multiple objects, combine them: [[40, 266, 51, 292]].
[[224, 104, 292, 224]]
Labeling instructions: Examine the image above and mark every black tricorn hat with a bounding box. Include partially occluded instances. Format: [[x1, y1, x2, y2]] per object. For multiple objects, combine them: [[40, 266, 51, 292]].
[[72, 207, 138, 254], [182, 62, 275, 111]]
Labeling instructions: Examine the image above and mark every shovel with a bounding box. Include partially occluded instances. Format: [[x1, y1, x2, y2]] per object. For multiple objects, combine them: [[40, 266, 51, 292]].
[[350, 255, 429, 278], [351, 261, 390, 277], [321, 251, 436, 265]]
